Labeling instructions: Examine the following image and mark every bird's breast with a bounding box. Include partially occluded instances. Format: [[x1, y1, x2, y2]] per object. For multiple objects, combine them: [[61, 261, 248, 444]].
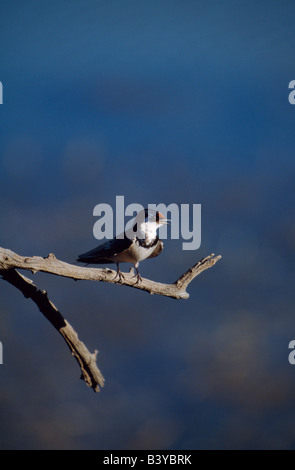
[[130, 241, 156, 261], [113, 239, 156, 263]]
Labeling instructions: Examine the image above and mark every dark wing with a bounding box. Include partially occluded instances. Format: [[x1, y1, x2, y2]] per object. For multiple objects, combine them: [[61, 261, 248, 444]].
[[147, 239, 164, 259], [77, 236, 133, 264]]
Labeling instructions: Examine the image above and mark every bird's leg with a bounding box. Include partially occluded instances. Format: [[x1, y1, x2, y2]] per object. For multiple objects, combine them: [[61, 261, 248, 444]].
[[132, 263, 142, 284], [114, 263, 125, 282]]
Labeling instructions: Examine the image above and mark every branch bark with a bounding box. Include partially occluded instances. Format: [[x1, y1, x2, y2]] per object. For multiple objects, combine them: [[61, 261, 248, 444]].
[[0, 247, 221, 300], [0, 246, 221, 392]]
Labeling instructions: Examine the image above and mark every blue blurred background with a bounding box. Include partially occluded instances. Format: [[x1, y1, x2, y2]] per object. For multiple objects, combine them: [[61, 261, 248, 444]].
[[1, 0, 295, 450]]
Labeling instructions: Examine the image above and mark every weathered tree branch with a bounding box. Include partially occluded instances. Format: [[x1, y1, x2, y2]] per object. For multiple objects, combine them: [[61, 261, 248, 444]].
[[0, 246, 221, 392], [0, 247, 221, 300], [0, 267, 104, 392]]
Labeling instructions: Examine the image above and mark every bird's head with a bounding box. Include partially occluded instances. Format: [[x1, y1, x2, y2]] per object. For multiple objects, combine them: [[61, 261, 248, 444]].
[[130, 208, 169, 241], [144, 208, 169, 226]]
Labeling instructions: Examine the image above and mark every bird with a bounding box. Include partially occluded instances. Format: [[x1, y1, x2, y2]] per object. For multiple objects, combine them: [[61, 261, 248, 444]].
[[77, 208, 168, 282]]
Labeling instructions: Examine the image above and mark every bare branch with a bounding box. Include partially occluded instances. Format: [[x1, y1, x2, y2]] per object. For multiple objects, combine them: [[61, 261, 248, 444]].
[[0, 247, 222, 300], [174, 254, 222, 290], [0, 267, 104, 392], [0, 246, 221, 392]]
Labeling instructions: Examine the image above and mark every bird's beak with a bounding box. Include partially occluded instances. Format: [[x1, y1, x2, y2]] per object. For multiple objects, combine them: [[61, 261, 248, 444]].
[[157, 212, 170, 225]]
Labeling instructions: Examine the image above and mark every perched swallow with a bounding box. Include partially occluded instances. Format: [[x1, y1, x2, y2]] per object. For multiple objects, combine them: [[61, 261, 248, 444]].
[[77, 209, 168, 282]]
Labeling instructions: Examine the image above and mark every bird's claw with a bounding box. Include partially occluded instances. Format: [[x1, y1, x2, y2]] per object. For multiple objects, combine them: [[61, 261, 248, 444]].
[[114, 270, 125, 282], [132, 272, 142, 284]]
